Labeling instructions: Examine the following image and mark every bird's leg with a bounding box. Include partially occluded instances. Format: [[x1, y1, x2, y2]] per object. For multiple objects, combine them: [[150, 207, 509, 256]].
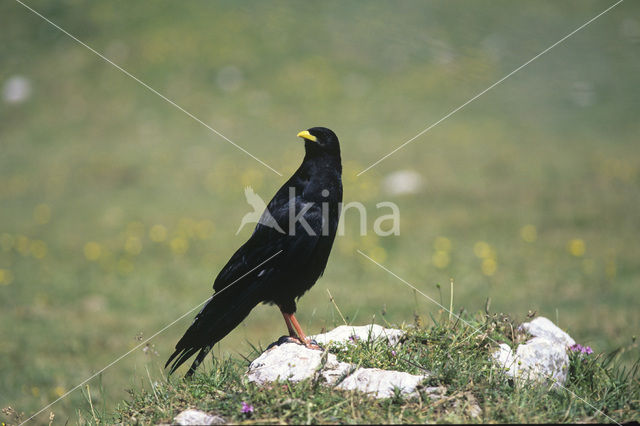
[[287, 313, 321, 350], [279, 308, 320, 350], [280, 309, 298, 337]]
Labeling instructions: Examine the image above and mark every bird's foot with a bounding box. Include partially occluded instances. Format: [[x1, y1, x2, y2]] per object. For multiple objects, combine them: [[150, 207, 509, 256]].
[[271, 335, 322, 350], [300, 338, 322, 351], [303, 340, 322, 351], [269, 335, 302, 348]]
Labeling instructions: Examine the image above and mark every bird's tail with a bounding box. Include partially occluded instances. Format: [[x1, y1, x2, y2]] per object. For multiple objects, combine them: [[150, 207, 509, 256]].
[[165, 281, 263, 377]]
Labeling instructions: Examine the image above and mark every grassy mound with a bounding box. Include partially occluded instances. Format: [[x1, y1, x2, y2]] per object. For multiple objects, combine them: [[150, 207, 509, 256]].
[[92, 312, 639, 424]]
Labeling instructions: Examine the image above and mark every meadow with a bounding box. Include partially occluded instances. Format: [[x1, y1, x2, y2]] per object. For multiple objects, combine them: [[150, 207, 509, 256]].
[[1, 1, 639, 423]]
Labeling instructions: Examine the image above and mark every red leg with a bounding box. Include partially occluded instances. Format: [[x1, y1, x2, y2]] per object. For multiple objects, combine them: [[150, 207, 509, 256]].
[[280, 309, 297, 337], [287, 312, 320, 350]]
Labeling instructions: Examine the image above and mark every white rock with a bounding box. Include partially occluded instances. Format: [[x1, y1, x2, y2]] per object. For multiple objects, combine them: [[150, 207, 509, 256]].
[[519, 316, 576, 347], [3, 75, 32, 104], [517, 337, 570, 384], [493, 343, 516, 373], [382, 170, 424, 196], [247, 326, 437, 399], [492, 316, 574, 387], [336, 367, 431, 399], [247, 342, 349, 385], [310, 324, 405, 346], [173, 409, 224, 425]]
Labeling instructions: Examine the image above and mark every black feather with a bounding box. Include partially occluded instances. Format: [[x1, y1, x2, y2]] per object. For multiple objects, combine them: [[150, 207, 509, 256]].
[[166, 127, 342, 376]]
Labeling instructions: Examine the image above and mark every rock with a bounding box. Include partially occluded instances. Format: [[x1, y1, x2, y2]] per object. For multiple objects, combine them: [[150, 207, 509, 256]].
[[173, 409, 225, 425], [335, 367, 441, 399], [493, 343, 517, 374], [309, 324, 405, 346], [247, 325, 439, 399], [3, 75, 32, 104], [247, 342, 350, 385], [492, 316, 574, 387], [519, 316, 575, 347], [382, 170, 424, 195]]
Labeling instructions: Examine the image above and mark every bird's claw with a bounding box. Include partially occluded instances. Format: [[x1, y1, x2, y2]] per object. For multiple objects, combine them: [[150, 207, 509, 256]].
[[303, 338, 322, 351], [271, 335, 322, 350]]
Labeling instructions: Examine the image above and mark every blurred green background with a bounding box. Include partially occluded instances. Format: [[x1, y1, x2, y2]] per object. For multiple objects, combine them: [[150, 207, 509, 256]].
[[1, 0, 639, 423]]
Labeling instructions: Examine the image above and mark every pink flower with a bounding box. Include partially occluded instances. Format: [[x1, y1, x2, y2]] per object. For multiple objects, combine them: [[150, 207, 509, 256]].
[[569, 343, 584, 353], [241, 402, 254, 414], [569, 343, 593, 355]]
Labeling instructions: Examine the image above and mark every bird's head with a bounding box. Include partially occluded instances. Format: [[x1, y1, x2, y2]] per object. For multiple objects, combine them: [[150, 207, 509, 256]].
[[297, 127, 340, 157]]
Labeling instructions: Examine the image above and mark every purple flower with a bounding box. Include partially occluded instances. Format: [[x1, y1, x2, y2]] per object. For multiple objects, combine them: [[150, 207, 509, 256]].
[[569, 343, 593, 355], [391, 350, 397, 357], [241, 402, 254, 414], [569, 344, 584, 353], [348, 334, 360, 342]]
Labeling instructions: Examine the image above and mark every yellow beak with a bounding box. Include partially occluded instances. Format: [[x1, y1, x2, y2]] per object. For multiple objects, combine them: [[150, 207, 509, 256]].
[[297, 130, 317, 142]]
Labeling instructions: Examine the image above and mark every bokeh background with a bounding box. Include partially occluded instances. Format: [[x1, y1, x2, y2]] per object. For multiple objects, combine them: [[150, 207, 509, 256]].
[[2, 0, 639, 423]]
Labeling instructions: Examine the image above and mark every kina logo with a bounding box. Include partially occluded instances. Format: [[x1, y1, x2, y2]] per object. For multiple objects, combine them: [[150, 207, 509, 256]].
[[236, 186, 284, 235]]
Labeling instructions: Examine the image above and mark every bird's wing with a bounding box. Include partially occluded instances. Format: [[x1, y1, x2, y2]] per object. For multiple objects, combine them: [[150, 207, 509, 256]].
[[213, 192, 322, 292]]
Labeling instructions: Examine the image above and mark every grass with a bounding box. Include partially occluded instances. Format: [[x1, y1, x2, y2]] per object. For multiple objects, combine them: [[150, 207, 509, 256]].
[[45, 311, 636, 424], [1, 0, 639, 423]]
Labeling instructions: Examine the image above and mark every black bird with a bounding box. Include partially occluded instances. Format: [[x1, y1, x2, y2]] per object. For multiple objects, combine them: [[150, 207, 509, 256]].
[[166, 127, 343, 376]]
